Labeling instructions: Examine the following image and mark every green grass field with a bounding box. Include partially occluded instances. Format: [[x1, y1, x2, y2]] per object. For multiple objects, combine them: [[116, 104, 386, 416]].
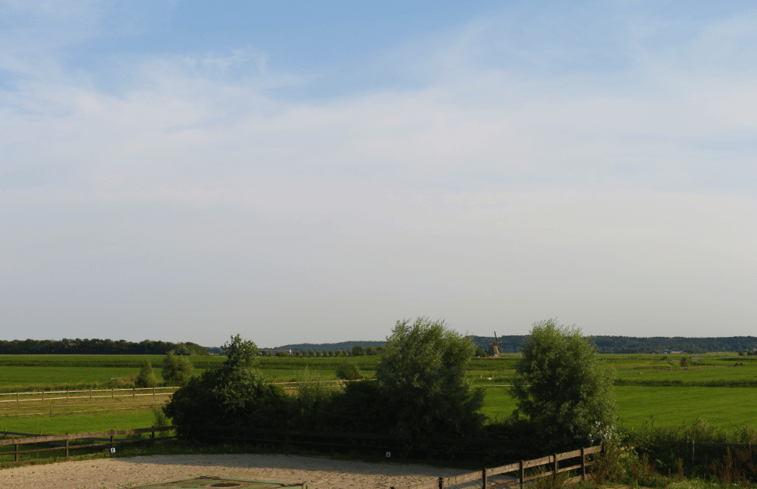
[[480, 385, 757, 430], [2, 353, 757, 436]]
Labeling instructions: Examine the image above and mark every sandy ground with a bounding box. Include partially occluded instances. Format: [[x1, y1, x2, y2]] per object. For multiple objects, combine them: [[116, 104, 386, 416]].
[[0, 453, 512, 489]]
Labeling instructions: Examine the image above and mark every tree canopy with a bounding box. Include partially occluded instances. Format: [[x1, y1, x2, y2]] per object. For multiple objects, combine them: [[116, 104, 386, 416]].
[[376, 317, 485, 446], [510, 319, 616, 450]]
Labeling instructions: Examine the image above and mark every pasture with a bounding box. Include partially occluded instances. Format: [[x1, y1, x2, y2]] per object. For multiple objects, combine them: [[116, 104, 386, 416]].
[[1, 353, 756, 436]]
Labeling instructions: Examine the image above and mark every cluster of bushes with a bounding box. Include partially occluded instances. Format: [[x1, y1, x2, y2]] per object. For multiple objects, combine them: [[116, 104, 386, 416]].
[[162, 319, 621, 461], [580, 420, 757, 489], [163, 321, 488, 452], [117, 351, 195, 388]]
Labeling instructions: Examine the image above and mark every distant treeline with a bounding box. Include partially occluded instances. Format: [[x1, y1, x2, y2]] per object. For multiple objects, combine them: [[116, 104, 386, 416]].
[[271, 340, 385, 353], [466, 335, 757, 354], [275, 336, 757, 355], [0, 338, 208, 355]]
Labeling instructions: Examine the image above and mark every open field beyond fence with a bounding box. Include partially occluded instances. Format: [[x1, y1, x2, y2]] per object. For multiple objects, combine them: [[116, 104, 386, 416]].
[[1, 353, 757, 436]]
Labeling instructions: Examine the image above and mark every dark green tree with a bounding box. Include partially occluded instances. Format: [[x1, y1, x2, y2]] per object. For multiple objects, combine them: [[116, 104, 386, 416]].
[[376, 317, 485, 447], [162, 351, 193, 384], [510, 320, 616, 450], [163, 335, 287, 437], [135, 359, 158, 388]]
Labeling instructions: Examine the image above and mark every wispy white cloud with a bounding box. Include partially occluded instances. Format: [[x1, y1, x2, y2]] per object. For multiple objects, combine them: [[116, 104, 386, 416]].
[[2, 2, 757, 344]]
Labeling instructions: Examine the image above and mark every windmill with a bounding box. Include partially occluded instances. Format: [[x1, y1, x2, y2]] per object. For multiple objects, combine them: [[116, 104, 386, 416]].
[[488, 332, 503, 358]]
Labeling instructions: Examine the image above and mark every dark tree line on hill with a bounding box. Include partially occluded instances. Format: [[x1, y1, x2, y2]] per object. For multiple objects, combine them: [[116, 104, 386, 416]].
[[271, 336, 757, 355], [0, 338, 208, 355], [466, 335, 757, 354]]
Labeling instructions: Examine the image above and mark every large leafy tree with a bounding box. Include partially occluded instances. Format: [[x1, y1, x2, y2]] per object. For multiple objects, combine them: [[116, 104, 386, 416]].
[[511, 319, 616, 449], [163, 334, 287, 437], [376, 317, 485, 447]]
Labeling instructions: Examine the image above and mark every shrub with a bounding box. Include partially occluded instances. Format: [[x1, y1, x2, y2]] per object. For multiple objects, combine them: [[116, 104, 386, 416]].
[[288, 367, 341, 429], [376, 317, 485, 447], [680, 355, 691, 368], [161, 351, 193, 385], [510, 319, 616, 451], [152, 408, 171, 437], [135, 359, 158, 388], [711, 449, 757, 487], [590, 443, 623, 485], [532, 466, 570, 489], [335, 361, 363, 380], [322, 380, 394, 434]]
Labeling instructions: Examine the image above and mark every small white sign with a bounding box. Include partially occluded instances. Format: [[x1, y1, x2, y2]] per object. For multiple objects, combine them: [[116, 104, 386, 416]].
[[110, 448, 116, 454], [386, 452, 391, 458]]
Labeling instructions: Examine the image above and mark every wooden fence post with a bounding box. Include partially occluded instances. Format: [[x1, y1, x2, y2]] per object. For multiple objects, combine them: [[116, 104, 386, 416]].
[[520, 460, 524, 489], [110, 432, 115, 452], [65, 438, 69, 458], [482, 468, 487, 488], [132, 388, 135, 398], [41, 391, 44, 402], [581, 447, 586, 481], [153, 387, 155, 397], [438, 476, 444, 489], [15, 442, 19, 462], [89, 389, 92, 400], [16, 392, 19, 404], [691, 439, 695, 465], [553, 453, 558, 482]]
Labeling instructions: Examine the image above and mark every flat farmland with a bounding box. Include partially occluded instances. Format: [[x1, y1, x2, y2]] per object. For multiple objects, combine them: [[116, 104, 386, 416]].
[[481, 385, 757, 430], [0, 397, 165, 434], [0, 366, 141, 387], [1, 353, 756, 436]]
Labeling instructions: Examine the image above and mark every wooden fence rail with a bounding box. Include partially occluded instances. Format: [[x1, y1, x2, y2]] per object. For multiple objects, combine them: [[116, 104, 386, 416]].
[[389, 445, 602, 489], [0, 386, 179, 404], [0, 426, 175, 465]]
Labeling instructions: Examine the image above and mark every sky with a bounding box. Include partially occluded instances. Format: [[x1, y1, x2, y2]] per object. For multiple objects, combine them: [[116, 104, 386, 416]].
[[2, 1, 757, 348]]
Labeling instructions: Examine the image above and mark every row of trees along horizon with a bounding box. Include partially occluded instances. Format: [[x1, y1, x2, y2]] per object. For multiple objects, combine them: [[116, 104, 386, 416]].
[[2, 335, 757, 355]]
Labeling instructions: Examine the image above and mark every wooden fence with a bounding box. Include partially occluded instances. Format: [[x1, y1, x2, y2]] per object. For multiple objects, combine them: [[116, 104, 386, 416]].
[[0, 381, 363, 401], [0, 424, 601, 488], [390, 446, 602, 489], [0, 386, 179, 404], [0, 426, 175, 465]]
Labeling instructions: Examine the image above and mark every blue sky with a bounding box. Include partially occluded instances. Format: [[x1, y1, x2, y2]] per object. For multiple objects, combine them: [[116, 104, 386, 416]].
[[2, 1, 756, 347]]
